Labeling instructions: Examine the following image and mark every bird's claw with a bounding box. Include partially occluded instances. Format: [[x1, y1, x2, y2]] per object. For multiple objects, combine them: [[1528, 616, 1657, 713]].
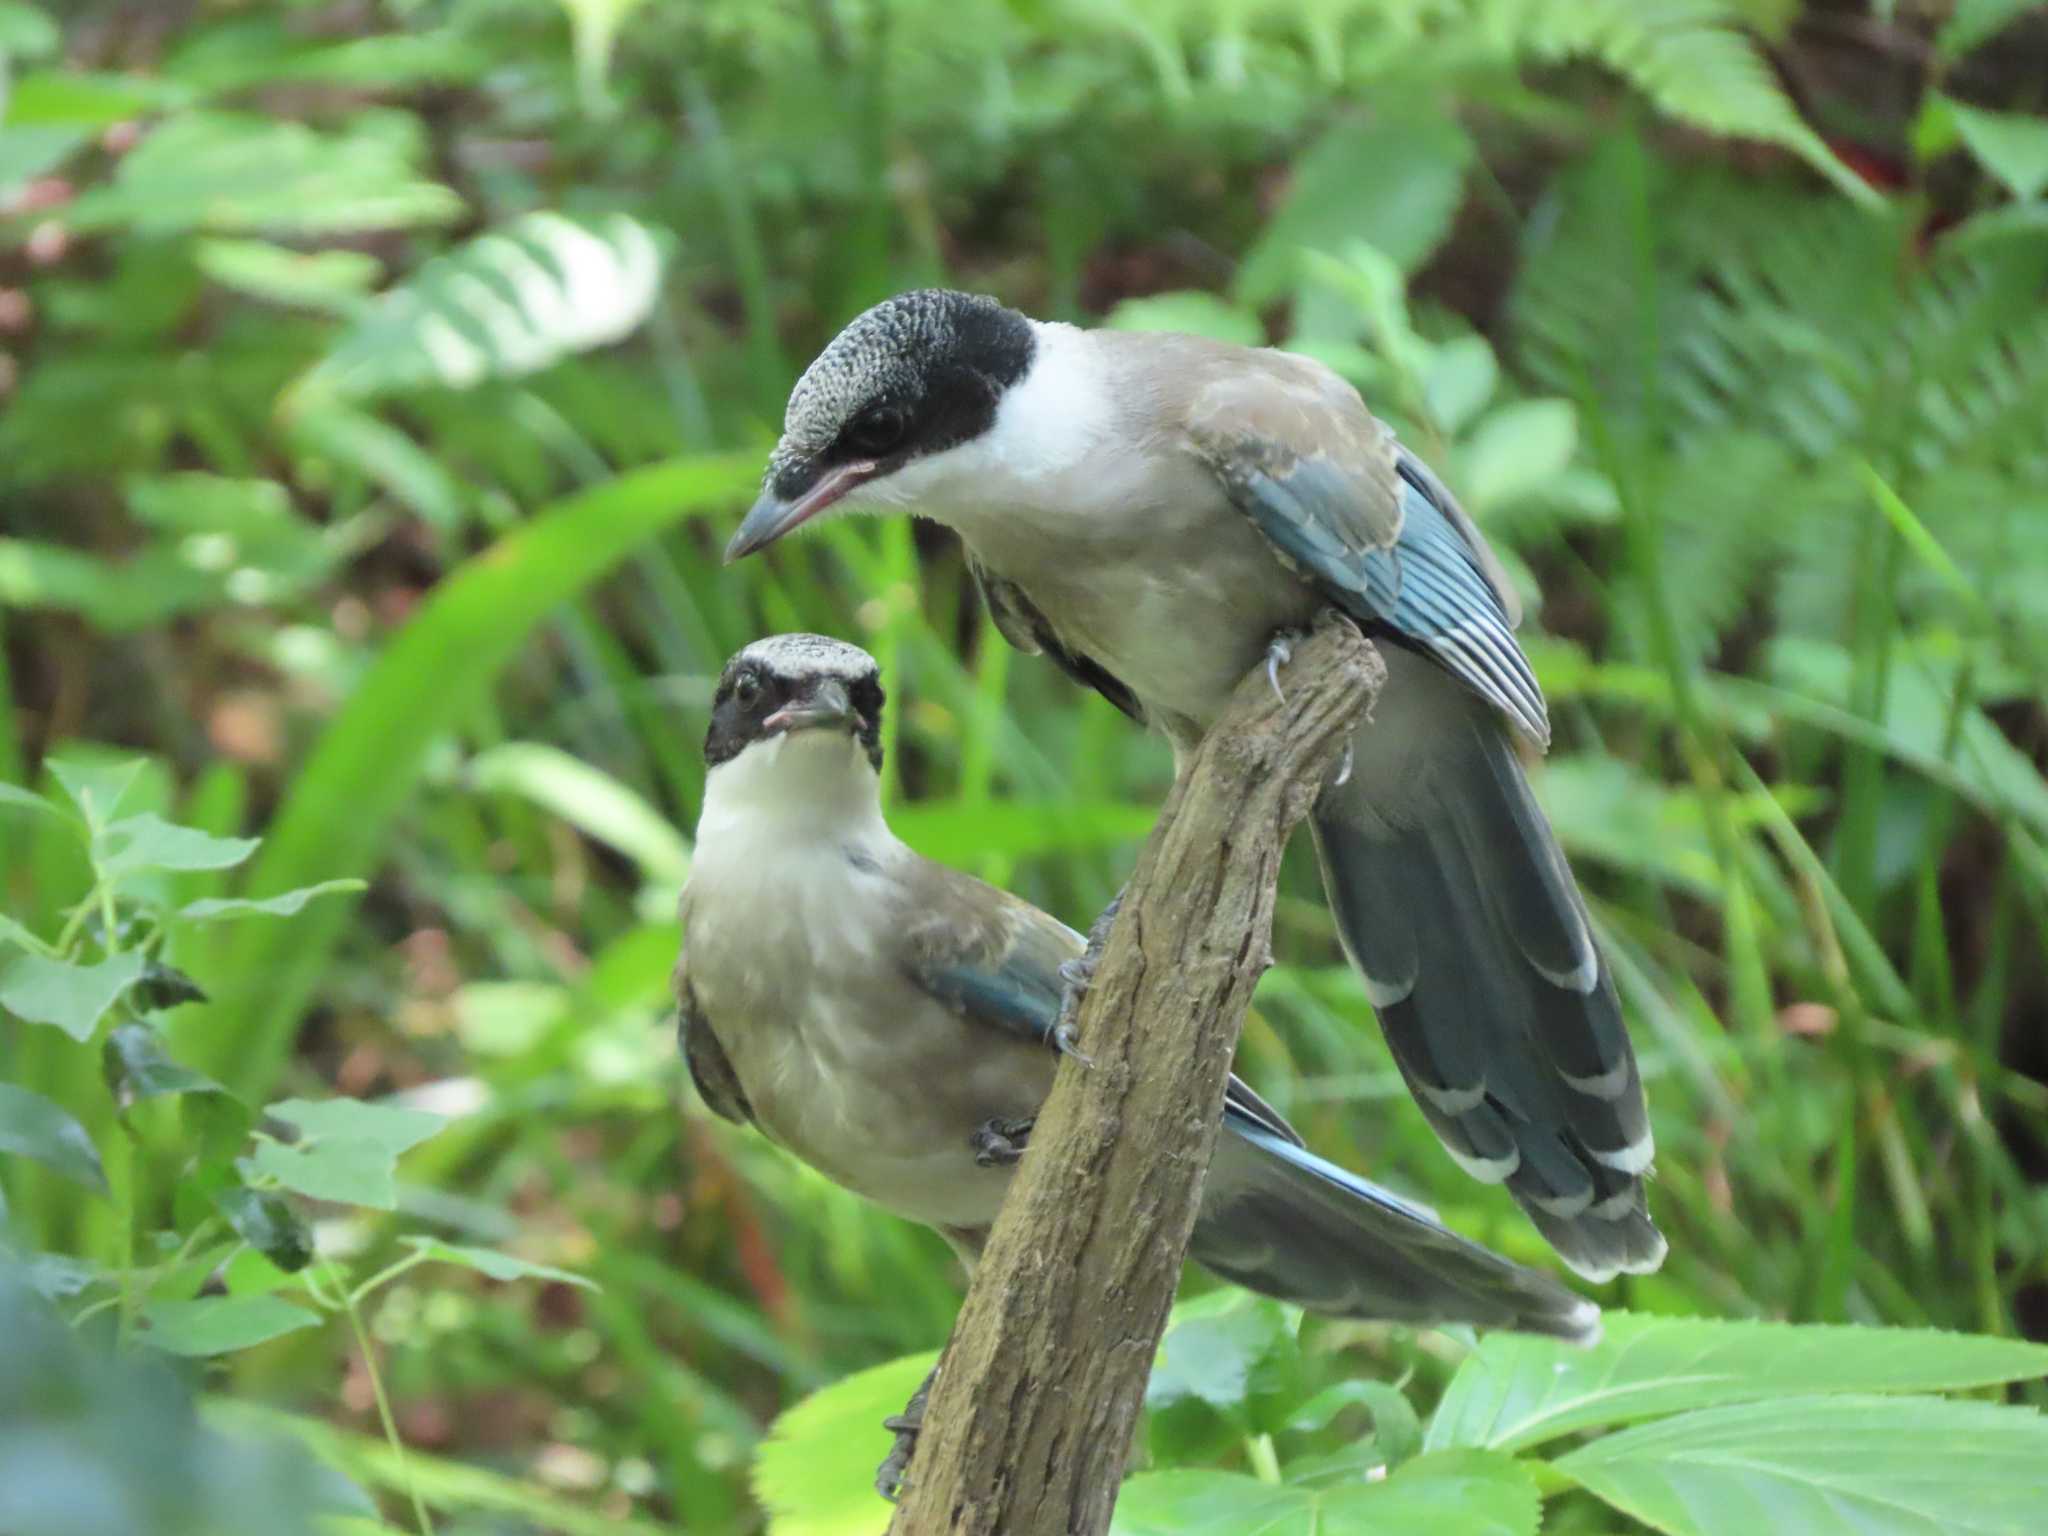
[[876, 1369, 936, 1501], [970, 1115, 1035, 1167], [1333, 739, 1354, 788], [1265, 634, 1294, 703]]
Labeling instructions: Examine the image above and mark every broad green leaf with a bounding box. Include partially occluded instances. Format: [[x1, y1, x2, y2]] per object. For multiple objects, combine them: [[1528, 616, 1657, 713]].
[[1238, 114, 1474, 303], [214, 1186, 314, 1273], [1456, 400, 1578, 514], [0, 125, 87, 200], [266, 1097, 445, 1156], [0, 3, 60, 57], [469, 742, 690, 886], [399, 1237, 596, 1291], [18, 1250, 102, 1300], [0, 911, 50, 953], [0, 781, 58, 819], [141, 1294, 321, 1356], [753, 1350, 940, 1536], [0, 949, 146, 1039], [0, 1081, 109, 1195], [1556, 1394, 2048, 1536], [1426, 1312, 2048, 1454], [47, 756, 144, 830], [98, 812, 259, 877], [1107, 290, 1264, 347], [1147, 1292, 1290, 1411], [162, 16, 485, 92], [180, 454, 758, 1099], [0, 538, 225, 629], [1943, 97, 2048, 202], [1110, 1450, 1540, 1536], [66, 111, 462, 236], [1422, 335, 1499, 435], [178, 879, 367, 922], [4, 69, 188, 126], [104, 1022, 226, 1102], [251, 1136, 401, 1210], [1288, 1380, 1421, 1464], [302, 211, 668, 399]]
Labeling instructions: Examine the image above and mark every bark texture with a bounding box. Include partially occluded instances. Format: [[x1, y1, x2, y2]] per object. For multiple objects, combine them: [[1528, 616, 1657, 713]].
[[886, 619, 1384, 1536]]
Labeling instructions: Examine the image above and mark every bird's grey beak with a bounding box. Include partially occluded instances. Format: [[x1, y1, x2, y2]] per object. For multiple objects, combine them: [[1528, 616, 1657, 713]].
[[763, 677, 855, 738], [725, 460, 881, 564]]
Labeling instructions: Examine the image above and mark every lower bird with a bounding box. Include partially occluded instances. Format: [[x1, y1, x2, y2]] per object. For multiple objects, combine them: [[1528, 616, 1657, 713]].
[[675, 633, 1599, 1498]]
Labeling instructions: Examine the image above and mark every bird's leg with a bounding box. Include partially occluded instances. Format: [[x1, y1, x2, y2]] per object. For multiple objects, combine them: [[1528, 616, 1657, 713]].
[[1264, 632, 1295, 703], [969, 1115, 1035, 1167], [1052, 885, 1124, 1062], [876, 1366, 937, 1502]]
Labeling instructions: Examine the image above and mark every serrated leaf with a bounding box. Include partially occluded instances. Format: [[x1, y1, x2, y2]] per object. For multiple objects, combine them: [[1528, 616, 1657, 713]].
[[66, 111, 462, 236], [47, 757, 144, 830], [98, 813, 259, 877], [303, 211, 667, 399], [1943, 97, 2048, 202], [1110, 1450, 1540, 1536], [753, 1350, 940, 1536], [251, 1136, 399, 1209], [266, 1097, 445, 1156], [178, 879, 366, 922], [1556, 1394, 2048, 1536], [141, 1294, 321, 1357], [214, 1185, 314, 1272], [1425, 1312, 2048, 1454], [0, 949, 146, 1039], [0, 1082, 109, 1194], [1237, 113, 1474, 303], [399, 1237, 595, 1291], [1147, 1292, 1291, 1412]]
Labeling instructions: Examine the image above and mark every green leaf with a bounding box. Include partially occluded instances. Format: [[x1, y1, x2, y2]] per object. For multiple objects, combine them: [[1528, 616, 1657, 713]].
[[0, 3, 61, 58], [265, 1097, 445, 1156], [1942, 97, 2048, 202], [1422, 335, 1499, 435], [1107, 290, 1265, 347], [98, 813, 259, 877], [753, 1350, 940, 1536], [1288, 1380, 1422, 1464], [0, 949, 146, 1040], [0, 1081, 109, 1195], [133, 958, 210, 1011], [0, 911, 51, 954], [1426, 1312, 2048, 1454], [890, 800, 1155, 866], [0, 124, 86, 201], [178, 879, 367, 922], [0, 781, 59, 819], [301, 211, 668, 399], [66, 111, 462, 236], [194, 237, 383, 314], [1939, 0, 2044, 59], [4, 69, 188, 126], [1238, 113, 1474, 303], [469, 743, 690, 887], [214, 1185, 314, 1273], [251, 1136, 401, 1210], [179, 454, 758, 1099], [104, 1022, 226, 1104], [1556, 1394, 2048, 1536], [1109, 1450, 1540, 1536], [399, 1237, 596, 1291], [141, 1294, 321, 1357], [1455, 400, 1578, 514], [47, 756, 144, 830], [1147, 1292, 1291, 1411]]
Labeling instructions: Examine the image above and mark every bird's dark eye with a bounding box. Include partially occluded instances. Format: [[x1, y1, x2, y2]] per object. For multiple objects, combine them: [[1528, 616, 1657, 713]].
[[733, 673, 763, 709], [843, 404, 908, 458]]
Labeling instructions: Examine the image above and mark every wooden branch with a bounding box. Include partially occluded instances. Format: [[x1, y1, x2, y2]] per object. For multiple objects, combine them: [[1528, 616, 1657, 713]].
[[886, 619, 1384, 1536]]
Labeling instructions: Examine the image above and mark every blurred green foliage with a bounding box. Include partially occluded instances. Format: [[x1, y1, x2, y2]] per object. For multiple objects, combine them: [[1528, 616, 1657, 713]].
[[4, 0, 2048, 1532]]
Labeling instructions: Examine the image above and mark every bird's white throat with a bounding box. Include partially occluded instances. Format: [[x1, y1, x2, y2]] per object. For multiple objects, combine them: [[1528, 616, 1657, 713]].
[[694, 731, 896, 868]]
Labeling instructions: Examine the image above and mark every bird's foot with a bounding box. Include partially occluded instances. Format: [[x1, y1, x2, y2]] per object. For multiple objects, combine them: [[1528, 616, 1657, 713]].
[[1332, 739, 1355, 788], [1051, 887, 1124, 1063], [969, 1115, 1035, 1167], [876, 1368, 936, 1502]]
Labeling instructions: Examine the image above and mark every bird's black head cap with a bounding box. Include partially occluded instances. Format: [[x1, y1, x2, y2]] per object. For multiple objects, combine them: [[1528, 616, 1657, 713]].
[[764, 290, 1035, 503], [704, 634, 886, 772]]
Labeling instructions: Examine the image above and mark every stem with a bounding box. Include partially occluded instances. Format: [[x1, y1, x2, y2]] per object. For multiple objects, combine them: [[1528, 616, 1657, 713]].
[[350, 1247, 432, 1309], [339, 1265, 434, 1536]]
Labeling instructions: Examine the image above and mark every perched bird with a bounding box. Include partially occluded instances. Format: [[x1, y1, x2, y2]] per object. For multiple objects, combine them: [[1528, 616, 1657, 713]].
[[677, 635, 1599, 1487], [725, 291, 1663, 1282]]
